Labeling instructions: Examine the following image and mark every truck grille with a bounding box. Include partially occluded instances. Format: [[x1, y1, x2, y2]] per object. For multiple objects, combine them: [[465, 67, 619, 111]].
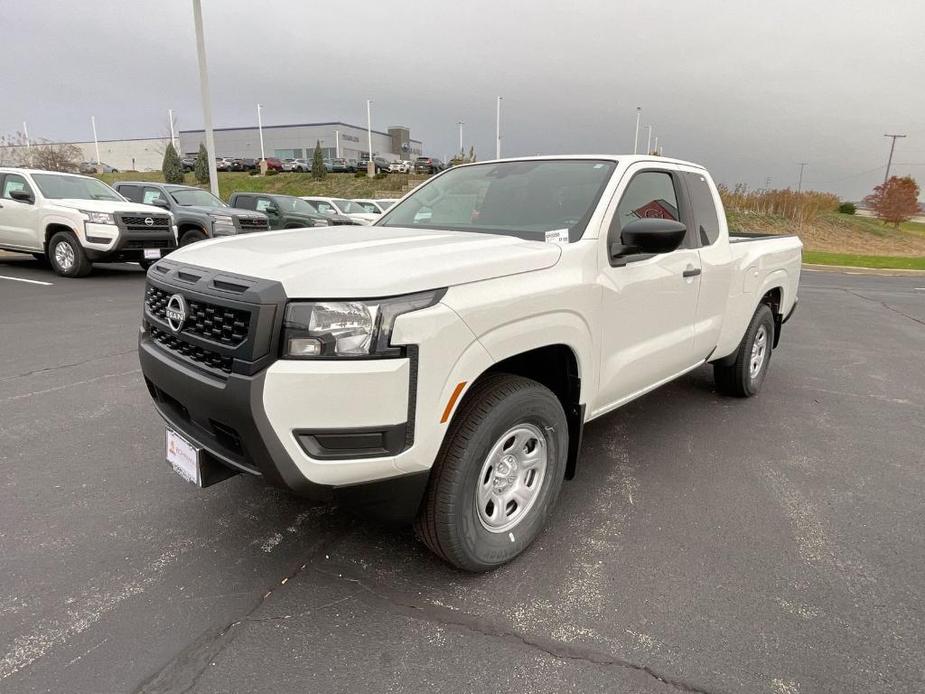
[[236, 216, 269, 232], [145, 286, 250, 347], [149, 326, 234, 374], [117, 213, 171, 232]]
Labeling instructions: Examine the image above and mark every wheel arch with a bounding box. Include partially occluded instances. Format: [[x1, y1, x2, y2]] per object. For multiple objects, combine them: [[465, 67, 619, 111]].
[[45, 221, 78, 248]]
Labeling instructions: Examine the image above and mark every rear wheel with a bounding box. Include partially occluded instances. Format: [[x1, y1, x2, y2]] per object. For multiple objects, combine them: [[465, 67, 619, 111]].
[[714, 304, 775, 397], [48, 231, 92, 278], [415, 374, 568, 572]]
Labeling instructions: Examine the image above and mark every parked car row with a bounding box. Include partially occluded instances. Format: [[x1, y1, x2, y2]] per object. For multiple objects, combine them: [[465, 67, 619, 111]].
[[0, 166, 410, 277]]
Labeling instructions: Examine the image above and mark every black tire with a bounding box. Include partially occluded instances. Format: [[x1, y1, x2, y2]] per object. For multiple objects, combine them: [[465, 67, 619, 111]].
[[179, 229, 207, 246], [138, 260, 157, 271], [47, 231, 92, 278], [415, 373, 569, 572], [714, 303, 775, 397]]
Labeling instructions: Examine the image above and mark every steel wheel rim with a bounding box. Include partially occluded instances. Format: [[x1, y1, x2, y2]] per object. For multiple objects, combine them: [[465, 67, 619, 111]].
[[476, 423, 548, 533], [54, 240, 75, 271], [750, 325, 768, 379]]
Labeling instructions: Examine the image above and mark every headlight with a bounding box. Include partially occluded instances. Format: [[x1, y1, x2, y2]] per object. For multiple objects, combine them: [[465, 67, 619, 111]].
[[282, 290, 444, 359], [210, 214, 236, 235], [82, 210, 115, 225]]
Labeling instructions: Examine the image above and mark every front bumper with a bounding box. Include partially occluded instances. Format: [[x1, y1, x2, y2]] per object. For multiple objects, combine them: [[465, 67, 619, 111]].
[[82, 221, 178, 262]]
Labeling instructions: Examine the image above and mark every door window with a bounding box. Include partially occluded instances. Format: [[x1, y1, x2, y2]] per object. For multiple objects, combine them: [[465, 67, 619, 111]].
[[2, 174, 32, 200], [615, 171, 679, 233], [683, 173, 720, 246], [118, 184, 142, 202], [255, 198, 275, 213], [234, 195, 257, 211], [142, 187, 168, 206]]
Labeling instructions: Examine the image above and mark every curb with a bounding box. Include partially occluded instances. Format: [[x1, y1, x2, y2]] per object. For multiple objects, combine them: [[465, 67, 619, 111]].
[[802, 263, 925, 277]]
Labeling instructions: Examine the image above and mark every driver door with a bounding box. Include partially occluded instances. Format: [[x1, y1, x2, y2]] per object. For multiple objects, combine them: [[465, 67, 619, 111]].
[[593, 166, 703, 416], [0, 173, 40, 249]]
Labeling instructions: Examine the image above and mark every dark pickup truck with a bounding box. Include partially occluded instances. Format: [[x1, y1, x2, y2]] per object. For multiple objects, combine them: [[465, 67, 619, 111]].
[[227, 192, 354, 229], [114, 182, 270, 246]]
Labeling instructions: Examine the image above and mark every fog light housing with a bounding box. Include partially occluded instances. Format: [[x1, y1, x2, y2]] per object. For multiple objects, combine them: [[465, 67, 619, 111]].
[[287, 337, 323, 357]]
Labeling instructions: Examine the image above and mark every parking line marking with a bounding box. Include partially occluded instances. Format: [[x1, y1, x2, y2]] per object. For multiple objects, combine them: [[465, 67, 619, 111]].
[[0, 274, 53, 286]]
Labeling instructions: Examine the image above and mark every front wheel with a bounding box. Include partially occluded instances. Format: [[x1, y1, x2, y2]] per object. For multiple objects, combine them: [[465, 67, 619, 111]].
[[415, 374, 568, 572], [180, 229, 208, 246], [48, 231, 92, 278], [714, 303, 775, 397]]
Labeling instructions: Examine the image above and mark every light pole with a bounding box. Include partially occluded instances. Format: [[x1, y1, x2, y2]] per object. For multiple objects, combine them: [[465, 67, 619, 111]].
[[168, 109, 177, 151], [457, 121, 464, 156], [90, 116, 101, 169], [192, 0, 219, 196], [366, 99, 374, 176], [334, 129, 340, 158], [257, 104, 266, 165], [797, 162, 807, 193], [653, 136, 658, 156], [496, 97, 502, 159], [883, 133, 907, 184], [646, 125, 653, 155], [633, 107, 641, 154], [22, 121, 31, 151]]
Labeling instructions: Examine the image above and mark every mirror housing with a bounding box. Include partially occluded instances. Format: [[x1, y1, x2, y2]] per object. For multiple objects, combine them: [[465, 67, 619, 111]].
[[608, 217, 687, 263], [9, 189, 34, 204], [149, 198, 170, 209]]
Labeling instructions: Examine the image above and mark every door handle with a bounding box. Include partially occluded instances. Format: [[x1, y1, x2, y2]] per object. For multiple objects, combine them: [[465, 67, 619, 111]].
[[682, 267, 702, 278]]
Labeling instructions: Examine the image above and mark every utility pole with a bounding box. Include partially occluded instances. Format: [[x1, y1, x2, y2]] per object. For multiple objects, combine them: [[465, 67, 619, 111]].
[[653, 136, 659, 156], [457, 121, 464, 155], [646, 125, 653, 155], [496, 97, 503, 159], [90, 116, 101, 169], [168, 109, 177, 151], [883, 133, 907, 184], [192, 0, 219, 196], [797, 162, 807, 193], [366, 100, 374, 177], [633, 107, 641, 155]]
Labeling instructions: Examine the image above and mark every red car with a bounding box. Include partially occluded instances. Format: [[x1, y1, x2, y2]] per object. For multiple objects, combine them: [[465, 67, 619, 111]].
[[264, 157, 283, 171]]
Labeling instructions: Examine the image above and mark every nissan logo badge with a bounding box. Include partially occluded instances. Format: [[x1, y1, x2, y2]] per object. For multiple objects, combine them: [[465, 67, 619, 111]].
[[144, 217, 154, 226], [165, 294, 188, 333]]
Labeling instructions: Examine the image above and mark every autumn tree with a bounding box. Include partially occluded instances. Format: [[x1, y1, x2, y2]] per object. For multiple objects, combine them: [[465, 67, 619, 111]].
[[864, 176, 920, 226], [0, 131, 81, 172]]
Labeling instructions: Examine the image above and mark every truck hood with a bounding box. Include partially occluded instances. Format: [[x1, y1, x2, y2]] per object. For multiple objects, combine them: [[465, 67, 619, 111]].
[[167, 226, 562, 297], [181, 205, 263, 218], [51, 199, 168, 215]]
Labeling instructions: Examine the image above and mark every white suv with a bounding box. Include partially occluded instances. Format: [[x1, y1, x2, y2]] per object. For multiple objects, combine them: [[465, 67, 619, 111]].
[[0, 168, 177, 277]]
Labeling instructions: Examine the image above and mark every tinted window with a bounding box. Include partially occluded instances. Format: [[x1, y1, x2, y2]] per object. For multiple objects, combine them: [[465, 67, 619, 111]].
[[255, 197, 275, 213], [615, 171, 679, 233], [118, 184, 142, 202], [2, 174, 32, 199], [233, 195, 257, 211], [684, 172, 720, 246], [142, 187, 168, 206]]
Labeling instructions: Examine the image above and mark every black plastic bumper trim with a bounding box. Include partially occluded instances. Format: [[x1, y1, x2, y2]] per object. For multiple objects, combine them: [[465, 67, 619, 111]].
[[295, 423, 407, 460]]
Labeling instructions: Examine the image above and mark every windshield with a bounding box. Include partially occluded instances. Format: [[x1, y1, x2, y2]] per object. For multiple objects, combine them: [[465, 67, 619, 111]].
[[333, 199, 367, 214], [281, 197, 320, 216], [170, 188, 226, 207], [378, 159, 616, 241], [31, 173, 123, 201]]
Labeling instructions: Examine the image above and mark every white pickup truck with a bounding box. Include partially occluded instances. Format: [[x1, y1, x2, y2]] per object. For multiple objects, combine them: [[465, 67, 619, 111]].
[[138, 155, 801, 571], [0, 168, 177, 277]]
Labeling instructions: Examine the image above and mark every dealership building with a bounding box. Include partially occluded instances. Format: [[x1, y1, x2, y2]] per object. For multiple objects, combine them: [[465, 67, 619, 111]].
[[178, 122, 423, 163]]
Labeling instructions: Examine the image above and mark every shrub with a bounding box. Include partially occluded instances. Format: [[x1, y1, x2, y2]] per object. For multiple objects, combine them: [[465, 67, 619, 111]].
[[265, 168, 278, 176], [193, 143, 210, 184], [162, 143, 184, 184], [311, 140, 327, 180], [354, 171, 366, 178], [717, 183, 839, 222], [838, 202, 856, 215], [374, 172, 387, 180]]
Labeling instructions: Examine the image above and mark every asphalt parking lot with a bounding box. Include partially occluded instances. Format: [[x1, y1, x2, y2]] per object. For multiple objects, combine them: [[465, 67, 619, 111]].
[[1, 256, 923, 694]]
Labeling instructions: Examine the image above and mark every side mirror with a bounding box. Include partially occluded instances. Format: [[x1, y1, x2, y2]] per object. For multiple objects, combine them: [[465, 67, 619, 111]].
[[608, 217, 686, 264], [149, 198, 170, 209], [265, 204, 279, 215], [9, 189, 34, 204]]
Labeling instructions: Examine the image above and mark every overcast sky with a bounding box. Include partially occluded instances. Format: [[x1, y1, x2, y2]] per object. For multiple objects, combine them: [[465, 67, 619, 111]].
[[2, 0, 923, 200]]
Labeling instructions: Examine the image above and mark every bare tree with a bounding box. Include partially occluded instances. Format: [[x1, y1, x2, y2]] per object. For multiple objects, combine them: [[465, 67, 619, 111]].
[[1, 131, 82, 172]]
